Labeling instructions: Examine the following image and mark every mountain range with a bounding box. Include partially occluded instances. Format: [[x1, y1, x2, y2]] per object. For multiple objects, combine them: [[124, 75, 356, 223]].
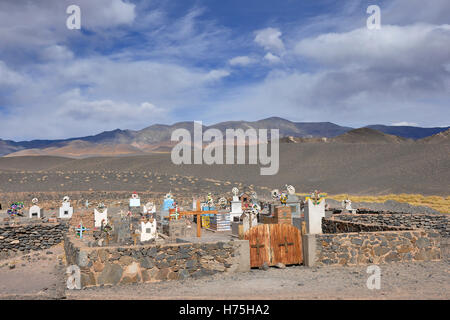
[[1, 117, 448, 157]]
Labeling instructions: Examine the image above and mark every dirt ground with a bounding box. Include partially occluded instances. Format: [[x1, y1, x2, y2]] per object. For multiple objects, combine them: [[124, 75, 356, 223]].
[[0, 243, 448, 300]]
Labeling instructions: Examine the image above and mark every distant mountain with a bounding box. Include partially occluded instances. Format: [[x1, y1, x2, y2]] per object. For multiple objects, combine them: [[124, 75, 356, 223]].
[[1, 117, 449, 157], [331, 128, 413, 144], [365, 125, 450, 139], [418, 128, 450, 144]]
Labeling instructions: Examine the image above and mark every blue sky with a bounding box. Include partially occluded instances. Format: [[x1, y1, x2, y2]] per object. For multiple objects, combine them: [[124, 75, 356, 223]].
[[0, 0, 449, 140]]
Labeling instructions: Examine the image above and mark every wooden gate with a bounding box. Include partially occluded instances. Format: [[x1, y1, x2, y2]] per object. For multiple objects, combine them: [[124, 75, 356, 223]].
[[244, 224, 302, 268]]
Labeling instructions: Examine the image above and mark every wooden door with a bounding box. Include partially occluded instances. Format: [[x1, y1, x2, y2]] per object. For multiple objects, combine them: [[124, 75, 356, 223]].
[[244, 224, 303, 267], [244, 224, 271, 268], [270, 224, 302, 265]]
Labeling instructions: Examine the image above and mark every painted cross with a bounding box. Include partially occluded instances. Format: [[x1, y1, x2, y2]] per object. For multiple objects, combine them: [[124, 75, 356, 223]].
[[75, 221, 89, 239], [169, 207, 180, 220], [172, 200, 218, 237], [251, 239, 265, 257], [278, 236, 294, 253]]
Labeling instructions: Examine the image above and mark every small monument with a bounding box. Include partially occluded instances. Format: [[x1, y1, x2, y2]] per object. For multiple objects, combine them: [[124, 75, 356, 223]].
[[240, 204, 259, 233], [304, 190, 326, 234], [128, 192, 141, 215], [59, 196, 73, 219], [285, 185, 301, 217], [29, 198, 43, 219], [160, 192, 175, 219], [94, 203, 108, 228], [230, 187, 243, 222], [143, 201, 156, 215], [341, 197, 356, 214], [140, 218, 157, 242]]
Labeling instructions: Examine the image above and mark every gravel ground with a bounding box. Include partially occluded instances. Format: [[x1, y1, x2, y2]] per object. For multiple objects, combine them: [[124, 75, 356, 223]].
[[326, 199, 444, 214], [66, 260, 450, 300]]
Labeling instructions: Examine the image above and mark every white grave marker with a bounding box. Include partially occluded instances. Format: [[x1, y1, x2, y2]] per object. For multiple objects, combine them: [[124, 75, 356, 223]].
[[230, 187, 243, 221], [129, 192, 141, 208], [304, 197, 326, 234], [59, 196, 73, 219], [29, 198, 43, 218], [140, 219, 157, 242], [94, 206, 108, 228]]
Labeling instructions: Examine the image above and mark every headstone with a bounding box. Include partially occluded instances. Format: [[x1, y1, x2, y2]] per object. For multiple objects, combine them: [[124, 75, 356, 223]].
[[112, 219, 131, 244], [241, 211, 258, 233], [143, 201, 156, 215], [286, 186, 301, 218], [59, 196, 73, 219], [129, 192, 141, 208], [230, 187, 243, 221], [160, 193, 175, 219], [94, 206, 108, 228], [29, 198, 43, 218], [341, 198, 356, 214], [140, 219, 157, 242], [304, 197, 326, 234]]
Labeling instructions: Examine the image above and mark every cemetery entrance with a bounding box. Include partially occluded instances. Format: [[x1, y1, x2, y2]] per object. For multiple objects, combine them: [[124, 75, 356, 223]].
[[244, 224, 303, 268]]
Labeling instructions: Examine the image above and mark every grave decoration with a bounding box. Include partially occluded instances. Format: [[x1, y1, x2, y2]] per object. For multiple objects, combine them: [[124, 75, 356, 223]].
[[7, 202, 24, 217], [304, 190, 326, 234], [100, 220, 113, 245], [143, 201, 156, 216], [59, 196, 73, 219], [94, 203, 108, 228], [230, 187, 243, 222], [240, 203, 260, 233], [280, 192, 288, 205], [217, 197, 228, 210], [29, 197, 43, 218], [75, 221, 90, 239]]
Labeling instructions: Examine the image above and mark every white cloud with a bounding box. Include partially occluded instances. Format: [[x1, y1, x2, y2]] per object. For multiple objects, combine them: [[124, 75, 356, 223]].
[[264, 53, 281, 64], [229, 56, 255, 66], [391, 122, 419, 127], [254, 27, 285, 53]]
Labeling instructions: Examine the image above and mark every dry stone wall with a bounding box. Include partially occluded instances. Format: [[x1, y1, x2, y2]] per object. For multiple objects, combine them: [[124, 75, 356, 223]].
[[328, 214, 450, 237], [0, 221, 68, 259], [315, 230, 441, 266], [64, 234, 249, 288]]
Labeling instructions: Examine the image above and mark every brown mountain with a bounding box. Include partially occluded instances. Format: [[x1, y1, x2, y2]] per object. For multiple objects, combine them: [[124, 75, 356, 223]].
[[418, 128, 450, 144], [330, 128, 413, 144]]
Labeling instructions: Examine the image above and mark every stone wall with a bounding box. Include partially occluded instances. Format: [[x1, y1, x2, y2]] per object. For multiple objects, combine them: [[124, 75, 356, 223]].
[[322, 218, 412, 234], [314, 230, 441, 266], [0, 221, 68, 259], [64, 234, 250, 288], [328, 214, 450, 237]]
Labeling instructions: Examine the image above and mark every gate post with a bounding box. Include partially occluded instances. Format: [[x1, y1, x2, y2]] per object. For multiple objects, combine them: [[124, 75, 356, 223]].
[[302, 234, 316, 267]]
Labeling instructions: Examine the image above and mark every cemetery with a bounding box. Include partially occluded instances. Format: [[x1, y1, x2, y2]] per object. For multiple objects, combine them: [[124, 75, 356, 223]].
[[0, 186, 448, 290]]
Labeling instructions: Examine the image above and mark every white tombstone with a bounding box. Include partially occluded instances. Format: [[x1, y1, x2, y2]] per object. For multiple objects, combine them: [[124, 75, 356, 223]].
[[304, 198, 326, 234], [140, 219, 157, 242], [129, 192, 141, 208], [29, 198, 43, 218], [241, 211, 258, 233], [143, 202, 156, 214], [94, 208, 108, 228], [59, 196, 73, 219], [230, 187, 243, 221]]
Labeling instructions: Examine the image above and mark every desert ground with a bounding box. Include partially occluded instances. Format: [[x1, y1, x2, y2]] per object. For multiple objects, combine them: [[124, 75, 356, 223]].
[[0, 242, 448, 300]]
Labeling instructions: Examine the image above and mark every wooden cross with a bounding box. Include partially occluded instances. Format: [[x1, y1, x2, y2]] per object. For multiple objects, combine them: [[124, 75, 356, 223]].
[[251, 239, 265, 257], [279, 236, 294, 253], [132, 232, 139, 246], [170, 200, 217, 237]]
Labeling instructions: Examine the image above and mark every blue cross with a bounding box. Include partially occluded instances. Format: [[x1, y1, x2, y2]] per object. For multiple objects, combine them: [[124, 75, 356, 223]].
[[75, 222, 90, 239]]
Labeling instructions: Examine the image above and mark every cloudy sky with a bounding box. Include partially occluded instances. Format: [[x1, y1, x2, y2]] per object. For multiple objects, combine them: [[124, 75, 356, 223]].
[[0, 0, 449, 140]]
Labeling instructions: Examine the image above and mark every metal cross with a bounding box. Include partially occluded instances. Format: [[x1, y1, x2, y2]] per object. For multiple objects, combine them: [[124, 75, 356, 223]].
[[279, 236, 294, 253], [75, 222, 89, 239], [251, 239, 265, 257]]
